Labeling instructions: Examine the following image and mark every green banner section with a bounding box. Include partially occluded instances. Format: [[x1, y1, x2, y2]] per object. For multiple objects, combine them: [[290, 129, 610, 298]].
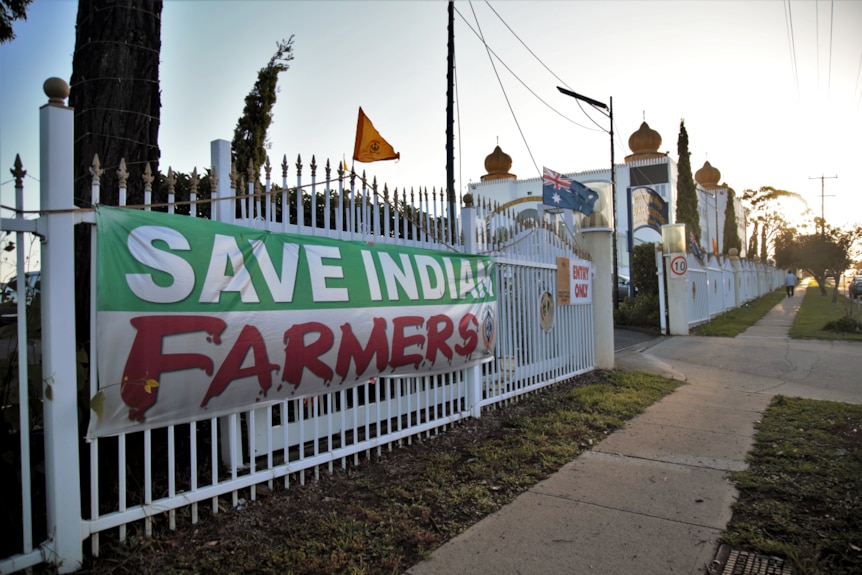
[[96, 206, 495, 313]]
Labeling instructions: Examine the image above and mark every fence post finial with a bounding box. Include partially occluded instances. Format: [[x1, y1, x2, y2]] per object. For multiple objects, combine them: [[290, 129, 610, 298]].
[[115, 157, 126, 187], [167, 167, 176, 194], [190, 167, 200, 195], [11, 154, 26, 187], [142, 162, 153, 186], [90, 154, 103, 179], [43, 77, 70, 107]]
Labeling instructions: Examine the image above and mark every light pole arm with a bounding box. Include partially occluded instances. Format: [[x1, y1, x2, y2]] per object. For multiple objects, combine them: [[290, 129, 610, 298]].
[[557, 86, 618, 308]]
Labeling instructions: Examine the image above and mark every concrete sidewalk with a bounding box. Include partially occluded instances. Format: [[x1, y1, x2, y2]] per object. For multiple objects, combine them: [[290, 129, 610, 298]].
[[407, 281, 861, 574]]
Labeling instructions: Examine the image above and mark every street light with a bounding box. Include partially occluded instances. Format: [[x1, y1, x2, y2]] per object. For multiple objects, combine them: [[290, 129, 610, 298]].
[[557, 86, 619, 308]]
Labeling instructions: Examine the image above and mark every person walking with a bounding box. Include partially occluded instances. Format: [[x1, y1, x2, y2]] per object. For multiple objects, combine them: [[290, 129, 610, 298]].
[[785, 269, 797, 297]]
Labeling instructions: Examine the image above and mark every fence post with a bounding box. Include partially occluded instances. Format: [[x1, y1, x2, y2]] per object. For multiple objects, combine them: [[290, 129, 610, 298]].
[[728, 248, 742, 308], [211, 139, 233, 224], [39, 78, 83, 572], [461, 195, 482, 418]]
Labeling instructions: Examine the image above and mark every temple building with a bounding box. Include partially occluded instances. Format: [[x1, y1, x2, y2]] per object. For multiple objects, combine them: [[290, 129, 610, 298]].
[[466, 121, 748, 276]]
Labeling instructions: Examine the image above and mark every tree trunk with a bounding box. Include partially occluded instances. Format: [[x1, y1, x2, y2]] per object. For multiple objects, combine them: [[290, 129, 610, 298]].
[[68, 0, 163, 343]]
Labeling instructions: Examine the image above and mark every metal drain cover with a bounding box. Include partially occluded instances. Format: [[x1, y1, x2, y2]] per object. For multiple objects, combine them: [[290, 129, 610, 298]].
[[709, 545, 792, 575]]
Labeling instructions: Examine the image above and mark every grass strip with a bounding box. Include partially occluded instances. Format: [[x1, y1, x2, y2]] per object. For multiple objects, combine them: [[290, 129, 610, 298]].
[[78, 370, 681, 575], [722, 395, 862, 575], [789, 281, 862, 341], [692, 289, 785, 337]]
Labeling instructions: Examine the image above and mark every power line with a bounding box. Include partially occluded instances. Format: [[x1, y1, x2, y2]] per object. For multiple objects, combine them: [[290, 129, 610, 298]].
[[481, 1, 606, 134], [453, 6, 602, 133], [464, 1, 539, 177], [828, 0, 834, 101], [784, 0, 800, 99], [855, 50, 862, 114]]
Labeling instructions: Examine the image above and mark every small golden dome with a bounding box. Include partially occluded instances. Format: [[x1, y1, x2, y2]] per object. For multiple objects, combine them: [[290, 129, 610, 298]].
[[481, 145, 517, 182], [695, 161, 721, 189], [624, 122, 664, 162]]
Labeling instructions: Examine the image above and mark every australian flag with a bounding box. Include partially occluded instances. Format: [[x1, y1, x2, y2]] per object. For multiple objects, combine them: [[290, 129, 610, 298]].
[[542, 167, 599, 216]]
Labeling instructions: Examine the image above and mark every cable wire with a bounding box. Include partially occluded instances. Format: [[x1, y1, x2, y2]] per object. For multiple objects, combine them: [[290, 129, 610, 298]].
[[784, 0, 801, 99], [466, 1, 540, 178], [854, 50, 862, 114], [453, 6, 601, 133], [828, 0, 834, 101], [483, 0, 607, 133]]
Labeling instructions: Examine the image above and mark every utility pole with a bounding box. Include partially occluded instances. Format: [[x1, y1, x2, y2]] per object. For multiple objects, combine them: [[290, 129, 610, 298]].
[[446, 0, 456, 241], [809, 174, 836, 236]]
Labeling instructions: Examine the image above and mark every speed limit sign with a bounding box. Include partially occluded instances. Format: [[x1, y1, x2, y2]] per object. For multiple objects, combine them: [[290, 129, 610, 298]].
[[670, 255, 688, 276]]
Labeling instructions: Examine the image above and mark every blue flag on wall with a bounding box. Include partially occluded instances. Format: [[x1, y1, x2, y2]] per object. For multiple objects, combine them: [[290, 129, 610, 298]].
[[542, 167, 598, 216]]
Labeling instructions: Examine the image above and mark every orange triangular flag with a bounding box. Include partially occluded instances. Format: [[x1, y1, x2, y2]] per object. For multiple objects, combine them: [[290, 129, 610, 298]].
[[353, 107, 400, 163]]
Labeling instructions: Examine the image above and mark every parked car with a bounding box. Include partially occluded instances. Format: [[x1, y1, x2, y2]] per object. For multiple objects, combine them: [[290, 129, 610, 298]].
[[2, 271, 41, 305], [615, 274, 634, 301], [849, 275, 862, 299]]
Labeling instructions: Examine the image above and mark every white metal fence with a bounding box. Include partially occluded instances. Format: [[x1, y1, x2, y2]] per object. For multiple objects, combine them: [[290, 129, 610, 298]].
[[685, 252, 784, 328], [0, 83, 596, 574]]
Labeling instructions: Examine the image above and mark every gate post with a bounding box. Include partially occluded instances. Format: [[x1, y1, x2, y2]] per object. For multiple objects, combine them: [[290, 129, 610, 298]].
[[662, 224, 689, 335], [580, 226, 613, 369], [39, 78, 83, 572], [461, 195, 483, 418]]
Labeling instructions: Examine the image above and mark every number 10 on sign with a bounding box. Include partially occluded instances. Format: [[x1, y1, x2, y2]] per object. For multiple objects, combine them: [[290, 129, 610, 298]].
[[670, 255, 687, 276]]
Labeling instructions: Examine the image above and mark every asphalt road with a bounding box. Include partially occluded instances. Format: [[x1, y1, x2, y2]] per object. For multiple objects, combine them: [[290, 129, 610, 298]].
[[614, 326, 661, 352]]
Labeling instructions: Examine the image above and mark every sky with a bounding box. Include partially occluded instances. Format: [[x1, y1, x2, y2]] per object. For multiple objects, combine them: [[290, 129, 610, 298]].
[[2, 0, 862, 266]]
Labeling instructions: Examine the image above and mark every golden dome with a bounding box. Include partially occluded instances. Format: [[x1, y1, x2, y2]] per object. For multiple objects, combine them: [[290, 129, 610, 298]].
[[695, 161, 721, 189], [624, 122, 664, 162], [481, 145, 517, 182]]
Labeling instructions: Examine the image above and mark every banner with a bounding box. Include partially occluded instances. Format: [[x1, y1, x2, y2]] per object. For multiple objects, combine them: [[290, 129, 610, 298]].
[[89, 207, 496, 438]]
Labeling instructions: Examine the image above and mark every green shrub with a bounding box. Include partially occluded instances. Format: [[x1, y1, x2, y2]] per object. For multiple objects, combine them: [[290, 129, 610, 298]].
[[823, 316, 862, 333], [614, 292, 661, 329], [631, 243, 659, 296]]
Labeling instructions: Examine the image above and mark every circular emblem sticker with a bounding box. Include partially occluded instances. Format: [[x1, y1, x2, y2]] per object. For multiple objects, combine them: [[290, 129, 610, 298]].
[[540, 291, 555, 333], [482, 307, 496, 351]]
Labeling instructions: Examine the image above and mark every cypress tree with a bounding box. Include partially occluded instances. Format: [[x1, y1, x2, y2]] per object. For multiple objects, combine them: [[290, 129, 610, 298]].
[[232, 37, 294, 178], [675, 120, 701, 244], [748, 221, 759, 259], [722, 187, 742, 254]]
